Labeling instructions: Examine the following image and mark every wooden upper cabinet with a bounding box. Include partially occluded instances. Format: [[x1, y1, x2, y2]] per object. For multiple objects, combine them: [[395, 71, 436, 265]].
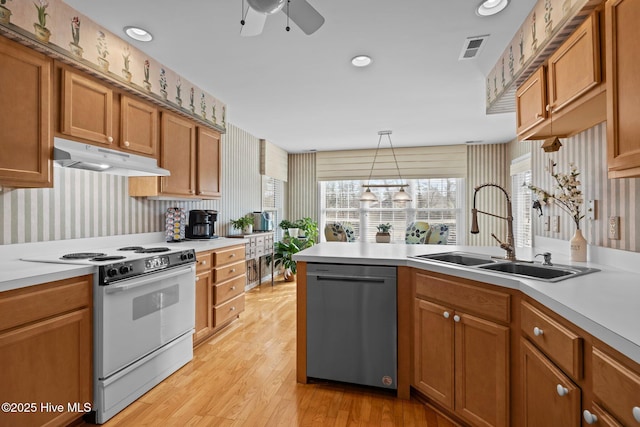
[[606, 0, 640, 178], [516, 11, 606, 141], [547, 12, 601, 114], [160, 112, 196, 197], [0, 36, 52, 188], [61, 69, 114, 145], [196, 127, 222, 198], [516, 67, 548, 136], [120, 95, 158, 156]]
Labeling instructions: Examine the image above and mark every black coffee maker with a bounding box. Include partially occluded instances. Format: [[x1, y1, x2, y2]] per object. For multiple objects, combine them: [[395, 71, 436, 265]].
[[186, 210, 218, 239]]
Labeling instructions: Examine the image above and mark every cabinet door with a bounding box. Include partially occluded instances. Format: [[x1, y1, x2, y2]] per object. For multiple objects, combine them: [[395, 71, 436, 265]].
[[0, 37, 52, 188], [516, 67, 548, 136], [196, 127, 221, 198], [413, 298, 455, 409], [121, 95, 158, 156], [547, 13, 601, 113], [521, 338, 581, 427], [0, 308, 92, 427], [61, 69, 113, 145], [606, 0, 640, 178], [159, 112, 196, 197], [194, 270, 213, 345], [455, 312, 509, 427]]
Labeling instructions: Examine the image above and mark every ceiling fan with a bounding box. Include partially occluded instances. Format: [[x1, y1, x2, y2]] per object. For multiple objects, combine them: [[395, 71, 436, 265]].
[[240, 0, 325, 36]]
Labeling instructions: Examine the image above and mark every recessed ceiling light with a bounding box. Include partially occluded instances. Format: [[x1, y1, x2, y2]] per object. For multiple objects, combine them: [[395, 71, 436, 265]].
[[351, 55, 372, 68], [124, 26, 153, 42], [476, 0, 510, 16]]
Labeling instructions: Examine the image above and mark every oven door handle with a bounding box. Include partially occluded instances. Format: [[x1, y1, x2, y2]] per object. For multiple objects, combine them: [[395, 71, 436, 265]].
[[104, 265, 195, 294]]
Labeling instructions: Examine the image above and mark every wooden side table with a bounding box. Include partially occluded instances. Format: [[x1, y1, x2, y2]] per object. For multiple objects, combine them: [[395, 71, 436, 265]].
[[228, 231, 274, 287]]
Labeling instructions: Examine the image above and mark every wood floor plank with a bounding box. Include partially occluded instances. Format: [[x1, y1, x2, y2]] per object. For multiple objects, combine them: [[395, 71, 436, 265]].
[[78, 279, 459, 427]]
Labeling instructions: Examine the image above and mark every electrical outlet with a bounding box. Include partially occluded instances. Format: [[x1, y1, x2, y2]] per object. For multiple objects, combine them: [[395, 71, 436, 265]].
[[543, 216, 550, 231], [552, 215, 560, 233], [588, 200, 598, 221], [608, 216, 620, 240]]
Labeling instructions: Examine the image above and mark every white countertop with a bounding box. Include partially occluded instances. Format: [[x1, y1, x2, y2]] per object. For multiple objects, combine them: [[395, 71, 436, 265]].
[[295, 242, 640, 365], [0, 234, 248, 293]]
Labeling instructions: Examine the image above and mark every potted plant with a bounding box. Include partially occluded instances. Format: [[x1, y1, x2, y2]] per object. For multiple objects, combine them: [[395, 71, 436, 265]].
[[376, 223, 392, 243], [268, 237, 307, 281], [230, 215, 254, 234], [33, 0, 51, 43], [279, 219, 298, 238], [0, 0, 12, 25], [295, 217, 319, 245]]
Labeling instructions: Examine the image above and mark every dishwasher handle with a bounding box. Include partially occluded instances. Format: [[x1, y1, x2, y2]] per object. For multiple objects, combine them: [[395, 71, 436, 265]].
[[311, 275, 388, 284]]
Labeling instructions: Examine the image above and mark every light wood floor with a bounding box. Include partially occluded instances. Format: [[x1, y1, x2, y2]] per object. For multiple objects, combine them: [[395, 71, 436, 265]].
[[82, 279, 458, 427]]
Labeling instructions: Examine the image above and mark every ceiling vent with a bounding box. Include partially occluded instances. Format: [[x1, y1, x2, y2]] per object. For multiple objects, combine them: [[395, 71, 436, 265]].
[[459, 35, 489, 60]]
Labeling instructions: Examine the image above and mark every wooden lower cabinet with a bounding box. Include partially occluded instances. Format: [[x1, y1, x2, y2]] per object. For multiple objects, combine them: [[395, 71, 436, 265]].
[[193, 245, 246, 346], [413, 273, 510, 427], [0, 275, 92, 427], [521, 338, 581, 427]]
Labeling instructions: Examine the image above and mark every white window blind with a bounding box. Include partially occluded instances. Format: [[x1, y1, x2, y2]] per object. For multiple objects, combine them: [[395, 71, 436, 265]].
[[511, 168, 532, 248], [320, 178, 464, 243], [260, 140, 288, 182]]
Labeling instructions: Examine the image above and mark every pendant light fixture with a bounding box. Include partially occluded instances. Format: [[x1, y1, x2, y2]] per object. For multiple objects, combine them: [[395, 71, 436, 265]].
[[359, 130, 412, 202]]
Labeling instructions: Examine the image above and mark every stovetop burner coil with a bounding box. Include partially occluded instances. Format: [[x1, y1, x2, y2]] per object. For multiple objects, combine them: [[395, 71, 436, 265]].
[[118, 246, 145, 251], [135, 247, 171, 254], [61, 252, 106, 260], [91, 255, 127, 262]]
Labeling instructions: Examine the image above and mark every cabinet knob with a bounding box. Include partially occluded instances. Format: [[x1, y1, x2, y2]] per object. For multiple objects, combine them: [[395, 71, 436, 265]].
[[535, 113, 543, 119], [230, 306, 236, 311], [533, 327, 544, 336], [633, 406, 640, 422], [230, 253, 236, 257], [453, 315, 461, 323], [201, 260, 207, 266], [107, 136, 113, 143], [124, 140, 130, 147], [230, 268, 236, 273], [196, 277, 200, 281], [231, 286, 236, 290], [443, 311, 450, 319], [583, 410, 598, 424], [556, 384, 569, 397]]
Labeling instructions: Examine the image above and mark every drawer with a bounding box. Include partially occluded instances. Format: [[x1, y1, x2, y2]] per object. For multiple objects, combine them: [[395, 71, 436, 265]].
[[256, 235, 265, 248], [214, 275, 245, 305], [415, 272, 510, 323], [256, 246, 265, 258], [196, 251, 213, 273], [213, 260, 246, 283], [248, 237, 257, 247], [248, 247, 256, 260], [0, 276, 91, 332], [521, 301, 583, 379], [592, 347, 640, 426], [213, 245, 245, 267], [214, 293, 245, 327]]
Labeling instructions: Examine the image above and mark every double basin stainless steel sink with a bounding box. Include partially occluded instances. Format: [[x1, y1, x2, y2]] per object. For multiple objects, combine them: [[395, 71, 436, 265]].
[[410, 251, 599, 282]]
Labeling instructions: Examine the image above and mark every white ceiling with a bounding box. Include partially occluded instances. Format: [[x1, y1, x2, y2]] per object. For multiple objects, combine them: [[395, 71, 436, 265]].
[[63, 0, 536, 153]]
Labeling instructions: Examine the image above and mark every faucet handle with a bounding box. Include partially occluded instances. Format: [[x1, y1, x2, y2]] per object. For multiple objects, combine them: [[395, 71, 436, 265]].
[[535, 252, 553, 266]]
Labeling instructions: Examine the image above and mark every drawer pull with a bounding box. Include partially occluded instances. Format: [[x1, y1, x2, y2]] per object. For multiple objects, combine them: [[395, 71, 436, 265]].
[[633, 406, 640, 422], [583, 410, 598, 424], [453, 315, 461, 323], [231, 286, 236, 291], [107, 136, 114, 143], [443, 311, 450, 319], [230, 253, 236, 257], [230, 306, 236, 311], [200, 260, 207, 266], [196, 277, 200, 282], [230, 268, 236, 273], [556, 384, 569, 397], [124, 140, 130, 147], [533, 327, 544, 336]]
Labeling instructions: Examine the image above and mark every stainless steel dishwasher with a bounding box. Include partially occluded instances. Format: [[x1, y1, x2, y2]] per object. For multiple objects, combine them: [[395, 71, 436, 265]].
[[306, 263, 397, 390]]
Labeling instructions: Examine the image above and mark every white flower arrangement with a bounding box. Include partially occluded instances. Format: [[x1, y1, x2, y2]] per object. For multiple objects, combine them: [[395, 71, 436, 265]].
[[526, 162, 584, 229]]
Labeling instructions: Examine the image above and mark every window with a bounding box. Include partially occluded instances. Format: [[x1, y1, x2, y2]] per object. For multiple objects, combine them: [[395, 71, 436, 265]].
[[262, 175, 284, 241], [320, 178, 465, 243], [512, 170, 532, 248]]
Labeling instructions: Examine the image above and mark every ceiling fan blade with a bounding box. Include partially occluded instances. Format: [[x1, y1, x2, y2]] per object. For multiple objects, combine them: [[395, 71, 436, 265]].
[[283, 0, 325, 35], [240, 7, 267, 37]]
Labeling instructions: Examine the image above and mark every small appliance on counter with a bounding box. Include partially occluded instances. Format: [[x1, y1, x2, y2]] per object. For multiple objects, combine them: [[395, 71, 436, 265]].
[[252, 211, 273, 231], [186, 209, 218, 239], [165, 207, 186, 241]]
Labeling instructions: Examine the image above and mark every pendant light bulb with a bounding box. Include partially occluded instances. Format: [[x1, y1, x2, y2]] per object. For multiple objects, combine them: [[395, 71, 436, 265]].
[[359, 187, 378, 202], [392, 187, 412, 202]]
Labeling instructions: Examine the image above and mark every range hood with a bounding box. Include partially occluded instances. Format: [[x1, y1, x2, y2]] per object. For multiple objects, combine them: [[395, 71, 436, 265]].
[[53, 138, 170, 177]]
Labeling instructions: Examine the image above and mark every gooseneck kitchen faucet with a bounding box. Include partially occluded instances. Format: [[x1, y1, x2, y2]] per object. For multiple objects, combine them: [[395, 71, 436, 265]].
[[471, 183, 516, 261]]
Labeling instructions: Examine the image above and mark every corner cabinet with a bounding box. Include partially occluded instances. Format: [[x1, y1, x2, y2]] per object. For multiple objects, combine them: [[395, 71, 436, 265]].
[[516, 11, 606, 141], [413, 271, 510, 427], [605, 0, 640, 178], [0, 275, 92, 427], [0, 36, 52, 188]]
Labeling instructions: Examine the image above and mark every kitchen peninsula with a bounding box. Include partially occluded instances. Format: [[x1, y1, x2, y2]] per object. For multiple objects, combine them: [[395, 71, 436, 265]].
[[294, 241, 640, 427]]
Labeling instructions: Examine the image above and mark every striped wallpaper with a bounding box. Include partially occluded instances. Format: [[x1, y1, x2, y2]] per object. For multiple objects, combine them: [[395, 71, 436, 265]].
[[466, 143, 511, 247], [531, 122, 640, 252], [0, 123, 263, 245]]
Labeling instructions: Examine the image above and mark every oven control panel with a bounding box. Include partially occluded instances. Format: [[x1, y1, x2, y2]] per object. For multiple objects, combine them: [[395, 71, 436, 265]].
[[99, 250, 196, 285]]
